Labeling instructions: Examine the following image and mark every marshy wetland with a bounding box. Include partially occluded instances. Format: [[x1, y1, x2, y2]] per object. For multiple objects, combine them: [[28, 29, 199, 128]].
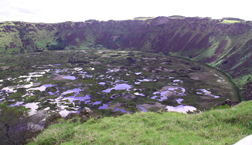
[[0, 49, 240, 119]]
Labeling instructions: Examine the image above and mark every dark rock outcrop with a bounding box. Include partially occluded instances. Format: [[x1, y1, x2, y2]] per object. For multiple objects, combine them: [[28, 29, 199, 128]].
[[44, 107, 103, 128], [44, 113, 62, 129], [241, 82, 252, 101], [79, 107, 103, 122], [64, 113, 79, 120], [111, 112, 124, 117], [214, 99, 240, 107]]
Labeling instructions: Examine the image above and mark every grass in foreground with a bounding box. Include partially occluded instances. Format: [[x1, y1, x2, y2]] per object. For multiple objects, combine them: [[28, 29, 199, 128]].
[[28, 101, 252, 145]]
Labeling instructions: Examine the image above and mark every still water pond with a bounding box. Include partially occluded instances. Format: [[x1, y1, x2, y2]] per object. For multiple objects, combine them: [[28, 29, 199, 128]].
[[0, 50, 240, 118]]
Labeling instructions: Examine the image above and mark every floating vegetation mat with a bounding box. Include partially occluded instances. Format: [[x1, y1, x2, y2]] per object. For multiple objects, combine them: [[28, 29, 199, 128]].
[[0, 49, 240, 117]]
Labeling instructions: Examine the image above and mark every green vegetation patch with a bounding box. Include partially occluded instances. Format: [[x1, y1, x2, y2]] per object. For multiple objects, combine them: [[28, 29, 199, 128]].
[[221, 20, 242, 24], [28, 100, 252, 145], [0, 50, 240, 114]]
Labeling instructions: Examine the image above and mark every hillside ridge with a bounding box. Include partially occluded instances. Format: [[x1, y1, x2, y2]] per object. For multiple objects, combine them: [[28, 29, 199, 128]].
[[1, 16, 252, 100]]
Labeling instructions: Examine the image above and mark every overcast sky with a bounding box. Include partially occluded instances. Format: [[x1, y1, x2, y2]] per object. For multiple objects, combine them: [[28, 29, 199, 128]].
[[0, 0, 251, 23]]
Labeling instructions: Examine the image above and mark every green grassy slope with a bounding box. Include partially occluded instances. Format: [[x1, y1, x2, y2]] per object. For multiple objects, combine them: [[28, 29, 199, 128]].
[[28, 100, 252, 145]]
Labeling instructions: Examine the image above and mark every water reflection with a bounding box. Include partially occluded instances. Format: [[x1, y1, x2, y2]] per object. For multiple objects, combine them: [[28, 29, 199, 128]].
[[138, 106, 148, 112], [0, 58, 228, 118], [196, 89, 219, 98], [134, 92, 145, 96], [62, 88, 82, 95], [102, 83, 132, 93], [65, 95, 91, 104], [92, 101, 102, 106], [63, 76, 76, 80], [114, 84, 132, 90], [113, 108, 127, 113], [98, 82, 106, 85], [28, 84, 54, 92], [59, 109, 77, 117], [25, 102, 40, 116], [166, 105, 196, 113], [98, 104, 108, 109], [135, 72, 142, 75], [175, 98, 184, 104], [9, 101, 24, 107]]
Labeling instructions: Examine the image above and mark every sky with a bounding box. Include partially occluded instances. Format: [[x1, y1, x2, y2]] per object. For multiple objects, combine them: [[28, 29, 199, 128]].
[[0, 0, 251, 23]]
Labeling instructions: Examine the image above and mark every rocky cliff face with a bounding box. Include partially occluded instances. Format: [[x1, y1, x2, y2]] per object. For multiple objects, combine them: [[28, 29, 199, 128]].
[[1, 16, 252, 100]]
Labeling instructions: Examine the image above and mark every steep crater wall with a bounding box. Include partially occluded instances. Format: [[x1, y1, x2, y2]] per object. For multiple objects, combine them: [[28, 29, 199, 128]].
[[1, 16, 252, 100]]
